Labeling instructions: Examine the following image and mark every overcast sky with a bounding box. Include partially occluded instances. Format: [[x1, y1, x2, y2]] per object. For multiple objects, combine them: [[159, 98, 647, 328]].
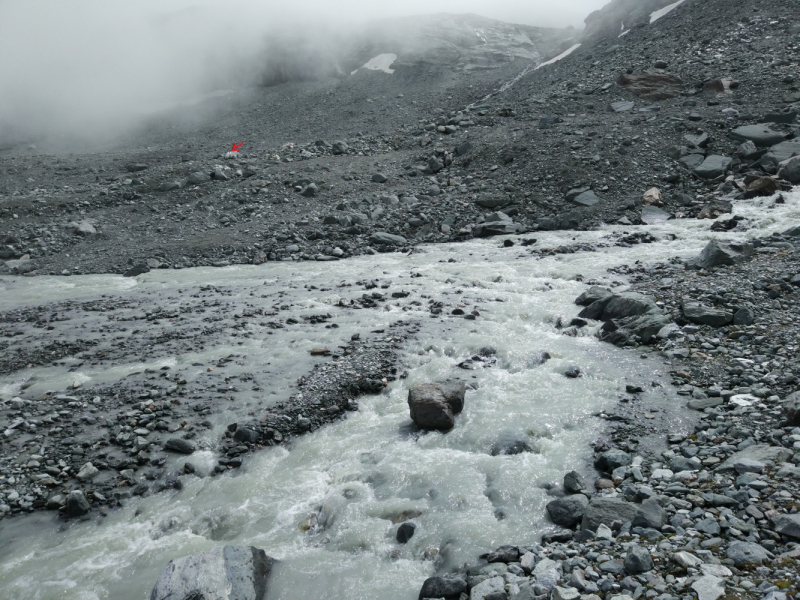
[[0, 0, 610, 145]]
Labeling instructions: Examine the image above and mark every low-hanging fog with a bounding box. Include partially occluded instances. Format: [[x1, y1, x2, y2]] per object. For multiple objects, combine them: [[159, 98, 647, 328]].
[[0, 0, 608, 148]]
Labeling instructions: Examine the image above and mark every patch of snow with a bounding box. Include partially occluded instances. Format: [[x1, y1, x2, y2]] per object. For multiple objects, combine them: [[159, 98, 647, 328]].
[[650, 0, 686, 24], [351, 53, 397, 76], [619, 29, 631, 37], [535, 44, 581, 70]]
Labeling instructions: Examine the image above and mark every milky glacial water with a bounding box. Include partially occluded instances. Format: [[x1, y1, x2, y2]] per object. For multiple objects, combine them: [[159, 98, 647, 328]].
[[0, 190, 798, 600]]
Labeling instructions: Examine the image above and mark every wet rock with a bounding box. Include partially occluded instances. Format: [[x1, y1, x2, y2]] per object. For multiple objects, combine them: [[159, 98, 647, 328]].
[[489, 432, 532, 456], [716, 444, 793, 473], [595, 448, 631, 472], [407, 381, 466, 431], [546, 494, 589, 528], [697, 200, 731, 220], [686, 239, 753, 270], [624, 545, 653, 574], [64, 490, 90, 517], [641, 206, 670, 224], [150, 545, 277, 600], [579, 292, 658, 321], [575, 286, 612, 306], [397, 521, 416, 543], [164, 438, 197, 454], [778, 155, 800, 184], [123, 264, 150, 277], [487, 545, 520, 564], [564, 366, 582, 379], [564, 471, 586, 493], [418, 574, 467, 600], [582, 497, 638, 532]]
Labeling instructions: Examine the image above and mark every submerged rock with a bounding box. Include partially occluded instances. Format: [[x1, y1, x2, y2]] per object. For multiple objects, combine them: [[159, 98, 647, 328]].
[[150, 545, 278, 600]]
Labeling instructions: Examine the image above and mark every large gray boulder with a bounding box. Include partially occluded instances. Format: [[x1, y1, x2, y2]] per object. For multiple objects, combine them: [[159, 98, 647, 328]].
[[370, 232, 407, 246], [778, 155, 800, 184], [150, 546, 277, 600], [575, 286, 612, 307], [716, 444, 793, 474], [632, 498, 667, 530], [546, 494, 589, 528], [730, 125, 786, 147], [771, 514, 800, 539], [726, 541, 773, 566], [686, 239, 753, 270], [693, 155, 731, 179], [407, 381, 466, 431], [417, 574, 467, 600], [581, 497, 638, 532], [578, 292, 658, 321], [624, 545, 654, 574], [594, 448, 631, 473], [599, 311, 672, 346], [681, 299, 733, 327], [784, 391, 800, 426], [764, 139, 800, 165]]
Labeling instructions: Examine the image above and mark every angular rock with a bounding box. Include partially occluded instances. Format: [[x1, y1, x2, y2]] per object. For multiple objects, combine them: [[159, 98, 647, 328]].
[[641, 206, 670, 224], [733, 308, 755, 326], [487, 545, 520, 564], [771, 514, 800, 540], [572, 190, 600, 207], [726, 541, 772, 566], [784, 392, 800, 427], [64, 490, 90, 517], [407, 381, 466, 431], [632, 498, 667, 530], [563, 470, 586, 493], [579, 293, 658, 321], [164, 438, 197, 454], [681, 299, 733, 327], [418, 574, 467, 600], [546, 494, 589, 528], [693, 155, 731, 179], [731, 125, 786, 147], [470, 576, 505, 600], [717, 444, 793, 473], [778, 155, 800, 184], [642, 187, 662, 206], [397, 522, 416, 543], [582, 497, 638, 532], [686, 239, 753, 270], [691, 575, 726, 600], [624, 545, 653, 574], [187, 171, 211, 185], [150, 546, 277, 600], [73, 221, 97, 236], [553, 586, 581, 600], [595, 449, 631, 472], [370, 232, 406, 246], [575, 287, 612, 307]]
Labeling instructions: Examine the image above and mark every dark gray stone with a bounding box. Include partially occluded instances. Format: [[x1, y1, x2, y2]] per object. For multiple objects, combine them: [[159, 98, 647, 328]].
[[564, 470, 586, 493], [681, 299, 733, 327], [730, 125, 786, 147], [624, 545, 654, 574], [65, 490, 90, 517], [397, 522, 416, 543], [784, 392, 800, 427], [632, 498, 667, 530], [733, 308, 755, 326], [407, 381, 466, 431], [579, 292, 658, 321], [187, 171, 211, 185], [582, 497, 638, 532], [370, 232, 406, 246], [771, 514, 800, 539], [164, 438, 197, 454], [778, 155, 800, 184], [575, 286, 612, 306], [487, 545, 521, 564], [572, 190, 600, 207], [595, 448, 631, 473], [418, 575, 467, 600], [150, 545, 277, 600], [547, 494, 589, 528], [371, 173, 388, 183], [686, 239, 753, 270], [693, 155, 732, 179]]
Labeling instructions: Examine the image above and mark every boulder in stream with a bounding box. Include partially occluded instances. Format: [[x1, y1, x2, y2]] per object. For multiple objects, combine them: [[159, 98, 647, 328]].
[[150, 545, 278, 600], [407, 381, 466, 430]]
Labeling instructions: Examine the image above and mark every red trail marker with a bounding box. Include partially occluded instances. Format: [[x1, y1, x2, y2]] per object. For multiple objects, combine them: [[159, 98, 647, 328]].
[[231, 142, 243, 152]]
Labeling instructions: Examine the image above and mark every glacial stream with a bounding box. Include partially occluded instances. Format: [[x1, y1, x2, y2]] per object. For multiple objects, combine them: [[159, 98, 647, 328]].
[[1, 190, 798, 600]]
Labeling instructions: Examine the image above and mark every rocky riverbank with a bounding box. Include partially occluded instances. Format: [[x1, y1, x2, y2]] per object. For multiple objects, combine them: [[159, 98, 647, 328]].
[[418, 228, 800, 600]]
